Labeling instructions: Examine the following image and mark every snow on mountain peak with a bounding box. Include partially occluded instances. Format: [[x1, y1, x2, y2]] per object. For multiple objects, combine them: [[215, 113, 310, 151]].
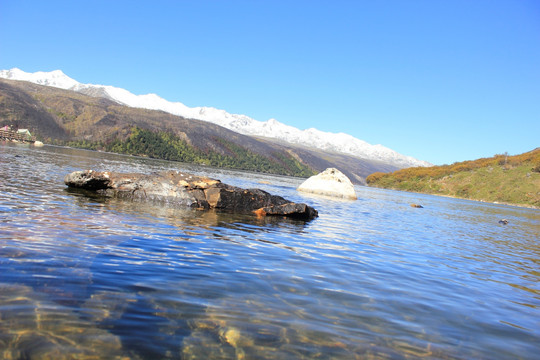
[[0, 68, 80, 89], [0, 68, 431, 168]]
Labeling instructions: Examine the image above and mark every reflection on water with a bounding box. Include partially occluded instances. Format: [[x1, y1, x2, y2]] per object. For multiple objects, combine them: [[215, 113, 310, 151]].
[[1, 143, 539, 359]]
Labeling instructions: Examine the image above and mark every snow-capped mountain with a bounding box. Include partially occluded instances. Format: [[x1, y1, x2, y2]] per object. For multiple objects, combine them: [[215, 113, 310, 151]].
[[0, 68, 431, 168]]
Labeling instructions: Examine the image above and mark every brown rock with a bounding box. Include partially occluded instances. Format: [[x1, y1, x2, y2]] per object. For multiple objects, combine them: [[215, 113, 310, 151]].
[[64, 170, 318, 220]]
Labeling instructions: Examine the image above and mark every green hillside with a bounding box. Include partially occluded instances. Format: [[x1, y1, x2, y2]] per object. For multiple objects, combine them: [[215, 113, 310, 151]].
[[65, 126, 314, 177], [366, 149, 540, 208]]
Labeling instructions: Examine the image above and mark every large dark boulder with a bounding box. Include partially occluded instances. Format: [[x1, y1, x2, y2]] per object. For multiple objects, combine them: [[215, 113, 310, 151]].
[[64, 170, 318, 221]]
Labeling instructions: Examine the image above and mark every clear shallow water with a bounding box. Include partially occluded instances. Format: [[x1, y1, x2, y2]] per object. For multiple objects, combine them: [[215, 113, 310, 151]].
[[1, 142, 539, 359]]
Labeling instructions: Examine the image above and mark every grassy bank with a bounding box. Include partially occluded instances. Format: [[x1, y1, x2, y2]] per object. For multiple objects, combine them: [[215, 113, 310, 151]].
[[367, 148, 540, 208]]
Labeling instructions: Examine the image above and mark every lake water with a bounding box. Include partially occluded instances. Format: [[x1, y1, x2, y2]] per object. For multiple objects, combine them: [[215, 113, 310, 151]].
[[1, 142, 539, 359]]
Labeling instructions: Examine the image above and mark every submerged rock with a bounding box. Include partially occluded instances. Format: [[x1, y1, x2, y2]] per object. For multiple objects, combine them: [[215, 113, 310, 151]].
[[64, 170, 318, 220], [0, 284, 126, 359], [182, 296, 357, 360], [297, 168, 357, 200]]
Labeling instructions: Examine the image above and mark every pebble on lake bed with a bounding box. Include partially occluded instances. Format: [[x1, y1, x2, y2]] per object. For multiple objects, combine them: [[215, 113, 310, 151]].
[[0, 284, 125, 359]]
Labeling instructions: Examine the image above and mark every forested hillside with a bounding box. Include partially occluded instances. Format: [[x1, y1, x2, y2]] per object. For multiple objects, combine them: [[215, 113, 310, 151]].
[[65, 127, 314, 176], [367, 148, 540, 208]]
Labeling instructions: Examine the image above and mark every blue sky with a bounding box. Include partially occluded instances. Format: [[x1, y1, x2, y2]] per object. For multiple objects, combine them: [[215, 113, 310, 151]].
[[1, 0, 539, 165]]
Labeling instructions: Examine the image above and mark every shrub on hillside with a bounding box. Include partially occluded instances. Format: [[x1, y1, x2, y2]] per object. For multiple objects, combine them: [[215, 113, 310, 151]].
[[366, 172, 387, 184]]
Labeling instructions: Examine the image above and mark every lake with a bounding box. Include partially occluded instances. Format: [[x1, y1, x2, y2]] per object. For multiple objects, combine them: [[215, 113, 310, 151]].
[[1, 142, 539, 359]]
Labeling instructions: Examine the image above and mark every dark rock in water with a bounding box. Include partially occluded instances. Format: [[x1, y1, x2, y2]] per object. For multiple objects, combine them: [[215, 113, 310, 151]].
[[499, 219, 509, 225], [64, 170, 318, 220]]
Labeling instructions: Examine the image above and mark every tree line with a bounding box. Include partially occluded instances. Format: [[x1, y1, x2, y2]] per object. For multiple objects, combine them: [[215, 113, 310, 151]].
[[63, 126, 315, 177]]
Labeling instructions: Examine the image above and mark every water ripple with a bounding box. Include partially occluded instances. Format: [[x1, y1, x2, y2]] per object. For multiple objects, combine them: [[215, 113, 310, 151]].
[[1, 143, 539, 359]]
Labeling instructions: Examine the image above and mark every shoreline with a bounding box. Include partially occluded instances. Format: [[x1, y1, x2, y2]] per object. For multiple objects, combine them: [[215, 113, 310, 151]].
[[6, 141, 538, 210], [1, 142, 309, 184], [368, 185, 540, 210]]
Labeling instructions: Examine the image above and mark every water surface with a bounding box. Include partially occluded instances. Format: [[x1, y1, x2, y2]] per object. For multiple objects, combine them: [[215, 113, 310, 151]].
[[1, 143, 539, 359]]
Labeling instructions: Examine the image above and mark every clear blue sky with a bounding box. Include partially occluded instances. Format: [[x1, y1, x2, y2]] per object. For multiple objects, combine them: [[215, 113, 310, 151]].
[[1, 0, 539, 165]]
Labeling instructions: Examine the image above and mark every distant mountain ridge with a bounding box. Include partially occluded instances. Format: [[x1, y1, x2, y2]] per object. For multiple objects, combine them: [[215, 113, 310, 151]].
[[0, 77, 402, 183], [0, 68, 431, 168]]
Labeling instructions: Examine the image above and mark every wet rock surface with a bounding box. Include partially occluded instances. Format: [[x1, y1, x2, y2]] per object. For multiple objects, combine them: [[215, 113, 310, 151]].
[[65, 170, 318, 220]]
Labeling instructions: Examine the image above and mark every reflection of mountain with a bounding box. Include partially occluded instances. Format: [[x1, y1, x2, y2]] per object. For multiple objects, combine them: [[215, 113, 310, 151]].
[[0, 77, 399, 183]]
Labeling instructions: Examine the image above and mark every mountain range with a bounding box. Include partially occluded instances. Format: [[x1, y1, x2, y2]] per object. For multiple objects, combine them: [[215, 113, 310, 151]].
[[0, 68, 430, 168]]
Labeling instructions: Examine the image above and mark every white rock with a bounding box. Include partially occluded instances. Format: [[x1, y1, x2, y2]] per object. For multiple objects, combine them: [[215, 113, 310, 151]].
[[33, 141, 44, 147], [297, 168, 357, 200]]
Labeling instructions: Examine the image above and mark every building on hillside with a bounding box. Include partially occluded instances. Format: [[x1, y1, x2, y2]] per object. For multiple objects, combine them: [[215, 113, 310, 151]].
[[17, 129, 32, 140]]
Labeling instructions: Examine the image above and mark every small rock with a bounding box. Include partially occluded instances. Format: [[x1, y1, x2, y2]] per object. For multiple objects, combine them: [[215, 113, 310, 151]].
[[297, 168, 357, 200]]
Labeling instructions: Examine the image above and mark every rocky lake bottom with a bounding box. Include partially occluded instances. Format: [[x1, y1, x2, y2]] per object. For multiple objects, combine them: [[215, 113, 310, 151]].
[[1, 143, 539, 359]]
